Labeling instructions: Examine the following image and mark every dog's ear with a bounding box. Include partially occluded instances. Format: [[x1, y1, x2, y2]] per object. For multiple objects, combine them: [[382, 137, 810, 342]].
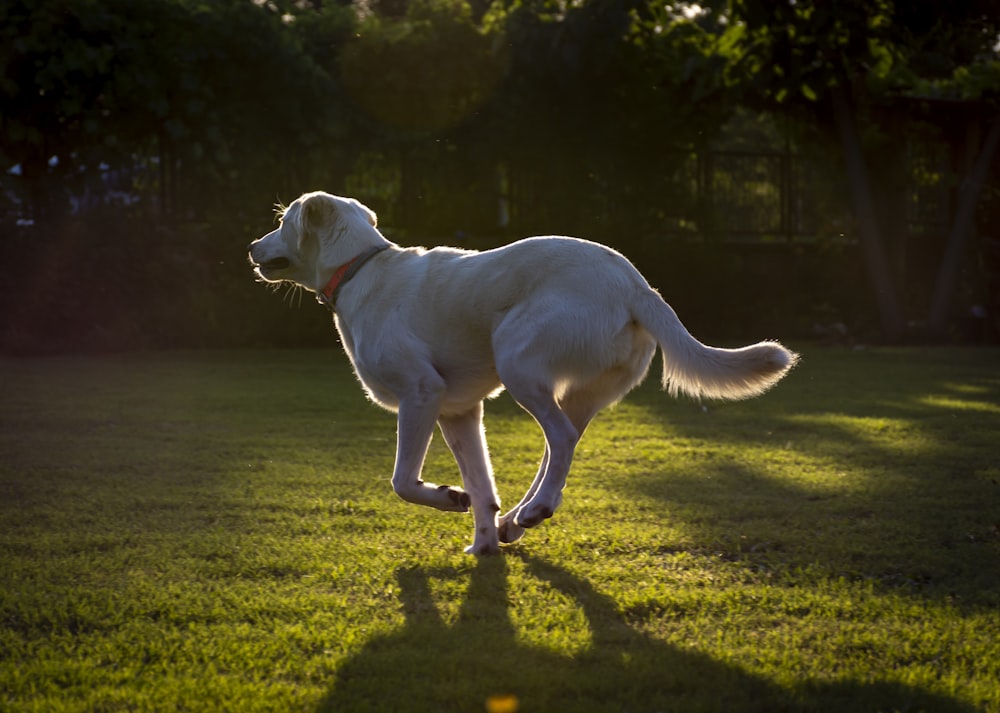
[[344, 198, 377, 228], [359, 202, 377, 228], [299, 192, 336, 236]]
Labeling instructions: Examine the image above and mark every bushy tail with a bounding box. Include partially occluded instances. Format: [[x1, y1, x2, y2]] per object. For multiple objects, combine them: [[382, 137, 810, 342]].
[[634, 290, 799, 401]]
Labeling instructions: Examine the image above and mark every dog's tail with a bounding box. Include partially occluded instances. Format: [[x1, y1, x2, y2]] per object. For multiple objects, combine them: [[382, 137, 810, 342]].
[[633, 289, 799, 401]]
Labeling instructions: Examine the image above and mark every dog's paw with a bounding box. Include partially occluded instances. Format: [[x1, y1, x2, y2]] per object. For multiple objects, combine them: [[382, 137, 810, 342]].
[[497, 516, 525, 544], [465, 540, 500, 556], [438, 484, 471, 512], [513, 502, 554, 529]]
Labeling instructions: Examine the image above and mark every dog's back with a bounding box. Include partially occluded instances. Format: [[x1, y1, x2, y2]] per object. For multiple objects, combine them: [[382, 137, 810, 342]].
[[387, 236, 796, 399]]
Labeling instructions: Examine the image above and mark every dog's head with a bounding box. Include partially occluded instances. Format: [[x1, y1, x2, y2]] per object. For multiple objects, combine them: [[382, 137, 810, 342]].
[[248, 191, 380, 292]]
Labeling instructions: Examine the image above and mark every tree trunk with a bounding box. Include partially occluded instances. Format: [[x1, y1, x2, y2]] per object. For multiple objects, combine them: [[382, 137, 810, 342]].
[[927, 115, 1000, 334], [830, 83, 905, 341]]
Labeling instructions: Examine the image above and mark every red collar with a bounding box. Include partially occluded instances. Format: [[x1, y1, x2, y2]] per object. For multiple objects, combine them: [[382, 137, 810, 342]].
[[317, 245, 389, 311]]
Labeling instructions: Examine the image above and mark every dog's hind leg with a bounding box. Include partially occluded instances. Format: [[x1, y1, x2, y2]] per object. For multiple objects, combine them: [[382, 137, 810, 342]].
[[498, 446, 548, 544], [498, 388, 602, 538], [438, 402, 501, 555], [493, 303, 649, 536], [498, 357, 654, 541], [497, 371, 580, 531], [391, 372, 471, 513]]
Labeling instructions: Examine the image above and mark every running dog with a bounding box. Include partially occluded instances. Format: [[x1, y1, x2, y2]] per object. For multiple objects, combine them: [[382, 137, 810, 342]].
[[248, 191, 798, 554]]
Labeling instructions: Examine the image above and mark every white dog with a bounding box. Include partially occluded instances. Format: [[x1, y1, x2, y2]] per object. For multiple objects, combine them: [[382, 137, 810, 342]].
[[249, 191, 798, 554]]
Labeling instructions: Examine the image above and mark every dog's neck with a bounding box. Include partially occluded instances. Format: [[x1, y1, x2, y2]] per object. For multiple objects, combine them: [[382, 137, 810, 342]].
[[316, 245, 389, 312]]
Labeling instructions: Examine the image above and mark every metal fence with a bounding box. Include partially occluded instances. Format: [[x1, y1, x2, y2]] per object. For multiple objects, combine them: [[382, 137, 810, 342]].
[[497, 149, 840, 243], [343, 146, 874, 244]]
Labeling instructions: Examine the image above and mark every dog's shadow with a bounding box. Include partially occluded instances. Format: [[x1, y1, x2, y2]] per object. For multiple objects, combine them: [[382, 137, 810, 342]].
[[317, 553, 974, 713]]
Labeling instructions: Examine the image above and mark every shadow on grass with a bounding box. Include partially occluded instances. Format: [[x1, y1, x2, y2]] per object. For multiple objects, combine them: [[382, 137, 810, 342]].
[[600, 348, 1000, 606], [318, 554, 976, 713]]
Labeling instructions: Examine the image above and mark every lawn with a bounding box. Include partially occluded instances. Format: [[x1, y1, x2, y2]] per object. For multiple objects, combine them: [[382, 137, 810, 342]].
[[1, 346, 998, 712]]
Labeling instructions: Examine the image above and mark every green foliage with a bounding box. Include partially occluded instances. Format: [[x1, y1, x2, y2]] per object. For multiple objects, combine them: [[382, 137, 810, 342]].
[[340, 0, 505, 135], [3, 0, 997, 218], [0, 0, 124, 183], [723, 0, 894, 105], [723, 0, 1000, 108], [1, 348, 998, 711], [0, 0, 346, 216], [717, 0, 1000, 340], [3, 0, 999, 345]]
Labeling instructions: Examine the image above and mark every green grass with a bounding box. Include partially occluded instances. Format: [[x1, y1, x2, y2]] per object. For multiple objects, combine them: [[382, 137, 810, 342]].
[[1, 346, 998, 712]]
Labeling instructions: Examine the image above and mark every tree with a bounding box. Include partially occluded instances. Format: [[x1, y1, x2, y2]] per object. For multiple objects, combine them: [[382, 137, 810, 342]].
[[720, 0, 1000, 339], [465, 0, 739, 238], [0, 0, 346, 221], [333, 0, 507, 231], [0, 0, 127, 219], [339, 0, 505, 136]]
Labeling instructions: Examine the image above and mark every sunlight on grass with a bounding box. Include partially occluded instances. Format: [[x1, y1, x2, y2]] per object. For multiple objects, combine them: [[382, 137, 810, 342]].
[[939, 381, 997, 396], [918, 394, 1000, 414], [1, 347, 998, 712], [784, 412, 933, 454]]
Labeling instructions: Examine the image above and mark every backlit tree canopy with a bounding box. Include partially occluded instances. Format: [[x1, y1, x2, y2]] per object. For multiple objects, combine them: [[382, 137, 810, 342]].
[[1, 0, 999, 349]]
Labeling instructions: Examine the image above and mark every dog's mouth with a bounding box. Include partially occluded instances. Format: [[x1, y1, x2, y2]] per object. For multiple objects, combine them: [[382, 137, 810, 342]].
[[258, 257, 291, 271], [251, 257, 292, 277]]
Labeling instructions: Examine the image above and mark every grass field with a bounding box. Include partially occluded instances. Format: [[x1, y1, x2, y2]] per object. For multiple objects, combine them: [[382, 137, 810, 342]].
[[1, 346, 998, 712]]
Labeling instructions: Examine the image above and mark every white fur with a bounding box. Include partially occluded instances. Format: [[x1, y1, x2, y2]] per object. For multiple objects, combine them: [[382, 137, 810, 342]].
[[249, 191, 799, 554]]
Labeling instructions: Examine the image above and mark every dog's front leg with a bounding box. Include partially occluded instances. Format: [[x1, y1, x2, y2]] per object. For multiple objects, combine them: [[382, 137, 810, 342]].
[[391, 379, 471, 513], [438, 403, 501, 555]]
